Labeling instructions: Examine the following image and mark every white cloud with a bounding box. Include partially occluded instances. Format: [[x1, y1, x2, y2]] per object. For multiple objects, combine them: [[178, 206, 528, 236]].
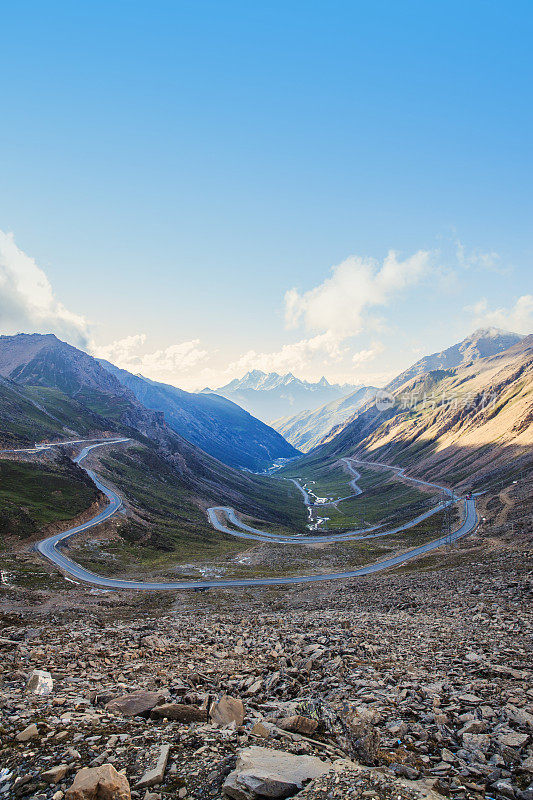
[[94, 334, 210, 381], [455, 240, 507, 274], [464, 295, 533, 334], [106, 249, 432, 390], [96, 334, 148, 366], [0, 230, 90, 346], [227, 332, 346, 377], [352, 341, 384, 365], [285, 250, 432, 338]]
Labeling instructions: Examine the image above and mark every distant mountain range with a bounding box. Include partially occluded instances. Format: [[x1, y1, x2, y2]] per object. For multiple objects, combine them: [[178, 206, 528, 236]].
[[99, 361, 299, 471], [206, 370, 359, 422], [272, 385, 378, 452]]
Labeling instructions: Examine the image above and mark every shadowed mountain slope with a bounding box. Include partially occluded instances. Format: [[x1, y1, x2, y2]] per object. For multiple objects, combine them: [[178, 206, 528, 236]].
[[0, 334, 305, 528], [98, 361, 299, 472]]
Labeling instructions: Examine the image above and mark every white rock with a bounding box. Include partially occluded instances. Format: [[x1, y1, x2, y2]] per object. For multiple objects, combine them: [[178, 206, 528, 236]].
[[26, 669, 54, 696]]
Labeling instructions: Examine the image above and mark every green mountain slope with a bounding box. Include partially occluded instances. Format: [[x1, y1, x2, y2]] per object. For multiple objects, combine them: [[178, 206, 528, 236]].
[[0, 456, 99, 543], [0, 334, 307, 544], [0, 376, 114, 446]]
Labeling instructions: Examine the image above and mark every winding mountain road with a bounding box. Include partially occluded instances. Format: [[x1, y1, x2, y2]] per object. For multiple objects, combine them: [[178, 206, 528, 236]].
[[211, 455, 455, 544], [341, 458, 364, 497], [2, 439, 478, 590]]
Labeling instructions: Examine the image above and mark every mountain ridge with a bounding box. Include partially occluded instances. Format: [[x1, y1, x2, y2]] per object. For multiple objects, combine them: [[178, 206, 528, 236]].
[[305, 334, 533, 489], [386, 327, 522, 393], [272, 385, 378, 452], [98, 360, 299, 472]]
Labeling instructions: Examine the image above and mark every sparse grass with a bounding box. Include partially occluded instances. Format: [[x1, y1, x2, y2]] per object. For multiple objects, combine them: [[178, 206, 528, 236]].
[[0, 421, 465, 587], [24, 386, 107, 435], [0, 459, 98, 540], [100, 445, 306, 529], [0, 553, 77, 590], [0, 382, 119, 448], [67, 480, 460, 582], [68, 444, 302, 576], [325, 480, 437, 528], [0, 383, 67, 446], [74, 389, 133, 421]]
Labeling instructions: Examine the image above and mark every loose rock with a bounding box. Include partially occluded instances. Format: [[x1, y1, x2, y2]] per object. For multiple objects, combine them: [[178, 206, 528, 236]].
[[65, 764, 130, 800], [105, 690, 168, 718], [223, 746, 331, 799], [210, 695, 245, 727], [26, 668, 54, 695]]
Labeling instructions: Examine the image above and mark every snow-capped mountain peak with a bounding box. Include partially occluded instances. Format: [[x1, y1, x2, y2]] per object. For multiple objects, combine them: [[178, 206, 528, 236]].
[[209, 371, 360, 422]]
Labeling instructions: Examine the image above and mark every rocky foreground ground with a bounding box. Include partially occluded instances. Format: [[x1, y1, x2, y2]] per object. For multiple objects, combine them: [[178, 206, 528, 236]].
[[1, 540, 532, 800]]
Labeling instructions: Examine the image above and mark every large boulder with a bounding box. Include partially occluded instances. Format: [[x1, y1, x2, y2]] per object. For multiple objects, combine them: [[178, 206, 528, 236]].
[[150, 703, 207, 722], [344, 712, 381, 765], [26, 669, 53, 695], [223, 746, 330, 799], [210, 695, 245, 727], [105, 690, 168, 718], [65, 764, 130, 800]]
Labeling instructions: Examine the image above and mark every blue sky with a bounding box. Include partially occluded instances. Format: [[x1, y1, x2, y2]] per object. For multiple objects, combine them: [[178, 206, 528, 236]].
[[0, 0, 531, 389]]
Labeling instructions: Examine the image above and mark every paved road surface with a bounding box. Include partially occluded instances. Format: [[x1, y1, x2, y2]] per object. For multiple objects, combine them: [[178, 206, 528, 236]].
[[351, 457, 455, 498], [340, 458, 363, 497], [288, 478, 312, 505], [208, 497, 453, 544], [2, 439, 478, 590]]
